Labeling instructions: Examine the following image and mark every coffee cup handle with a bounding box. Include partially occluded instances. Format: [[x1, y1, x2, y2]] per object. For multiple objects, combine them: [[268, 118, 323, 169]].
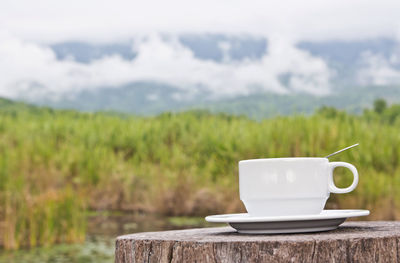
[[328, 162, 359, 194]]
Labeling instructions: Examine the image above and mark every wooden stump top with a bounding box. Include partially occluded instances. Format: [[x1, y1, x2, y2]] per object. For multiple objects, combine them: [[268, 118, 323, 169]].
[[115, 221, 400, 262]]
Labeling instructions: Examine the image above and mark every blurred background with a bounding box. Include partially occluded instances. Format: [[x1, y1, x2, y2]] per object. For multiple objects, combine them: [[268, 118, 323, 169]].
[[1, 0, 400, 262]]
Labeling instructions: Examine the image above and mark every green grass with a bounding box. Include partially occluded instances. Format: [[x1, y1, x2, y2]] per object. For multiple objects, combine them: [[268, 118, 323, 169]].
[[1, 98, 400, 249], [0, 237, 114, 263]]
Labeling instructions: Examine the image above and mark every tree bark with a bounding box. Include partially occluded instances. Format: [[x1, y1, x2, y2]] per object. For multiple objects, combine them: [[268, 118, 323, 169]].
[[115, 221, 400, 263]]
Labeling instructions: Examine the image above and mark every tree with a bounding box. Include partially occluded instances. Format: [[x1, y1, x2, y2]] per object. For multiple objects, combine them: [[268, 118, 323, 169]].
[[374, 98, 387, 114]]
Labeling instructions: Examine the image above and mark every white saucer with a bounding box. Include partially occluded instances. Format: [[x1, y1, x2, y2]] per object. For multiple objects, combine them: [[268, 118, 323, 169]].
[[205, 209, 370, 234]]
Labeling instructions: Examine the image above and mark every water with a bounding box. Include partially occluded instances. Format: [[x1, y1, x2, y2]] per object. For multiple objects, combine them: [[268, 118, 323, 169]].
[[0, 213, 216, 263]]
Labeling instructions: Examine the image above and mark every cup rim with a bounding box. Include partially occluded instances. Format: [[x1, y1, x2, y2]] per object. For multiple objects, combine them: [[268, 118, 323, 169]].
[[239, 157, 328, 163]]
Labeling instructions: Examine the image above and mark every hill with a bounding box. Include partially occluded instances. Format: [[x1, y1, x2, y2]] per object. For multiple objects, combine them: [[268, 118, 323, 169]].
[[25, 84, 400, 119], [6, 36, 400, 117]]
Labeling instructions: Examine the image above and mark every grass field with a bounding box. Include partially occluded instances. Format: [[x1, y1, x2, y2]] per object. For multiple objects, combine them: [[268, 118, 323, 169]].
[[0, 98, 400, 249]]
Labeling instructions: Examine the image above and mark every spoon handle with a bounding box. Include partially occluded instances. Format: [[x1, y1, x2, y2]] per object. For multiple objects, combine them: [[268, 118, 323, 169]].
[[325, 143, 359, 158]]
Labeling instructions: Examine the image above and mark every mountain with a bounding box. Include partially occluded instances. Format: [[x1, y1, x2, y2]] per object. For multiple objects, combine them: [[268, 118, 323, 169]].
[[50, 34, 267, 63], [33, 82, 201, 115], [51, 42, 137, 63], [29, 83, 400, 119], [0, 97, 39, 112], [10, 35, 400, 118], [202, 86, 400, 119], [5, 82, 400, 120], [297, 38, 400, 89]]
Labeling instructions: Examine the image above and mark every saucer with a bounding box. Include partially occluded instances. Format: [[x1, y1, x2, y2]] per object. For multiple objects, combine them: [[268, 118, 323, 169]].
[[205, 209, 370, 234]]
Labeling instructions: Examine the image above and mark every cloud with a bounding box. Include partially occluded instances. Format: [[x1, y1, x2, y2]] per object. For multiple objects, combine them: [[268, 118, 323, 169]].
[[357, 50, 400, 86], [1, 0, 400, 43], [1, 0, 400, 101], [0, 33, 332, 99]]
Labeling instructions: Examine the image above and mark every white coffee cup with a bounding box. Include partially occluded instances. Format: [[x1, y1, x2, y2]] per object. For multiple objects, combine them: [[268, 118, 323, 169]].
[[239, 157, 358, 217]]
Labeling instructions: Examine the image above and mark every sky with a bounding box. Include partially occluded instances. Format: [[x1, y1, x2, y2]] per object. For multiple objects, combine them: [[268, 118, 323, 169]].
[[1, 0, 400, 99]]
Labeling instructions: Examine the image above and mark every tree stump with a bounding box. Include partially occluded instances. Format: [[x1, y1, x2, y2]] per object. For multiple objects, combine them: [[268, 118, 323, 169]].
[[115, 221, 400, 262]]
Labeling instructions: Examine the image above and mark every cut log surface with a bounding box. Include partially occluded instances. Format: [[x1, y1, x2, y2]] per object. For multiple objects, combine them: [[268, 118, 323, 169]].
[[115, 221, 400, 263]]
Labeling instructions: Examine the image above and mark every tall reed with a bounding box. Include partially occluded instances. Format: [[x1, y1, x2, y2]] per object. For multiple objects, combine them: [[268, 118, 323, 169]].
[[0, 103, 400, 248]]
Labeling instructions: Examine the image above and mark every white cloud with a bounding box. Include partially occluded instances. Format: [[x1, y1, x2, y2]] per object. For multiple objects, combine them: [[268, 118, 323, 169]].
[[1, 0, 399, 99], [0, 33, 332, 98], [357, 51, 400, 86], [1, 0, 400, 43]]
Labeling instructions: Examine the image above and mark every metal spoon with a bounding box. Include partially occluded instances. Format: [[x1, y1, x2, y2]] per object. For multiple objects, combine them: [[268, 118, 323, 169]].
[[325, 143, 359, 158]]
